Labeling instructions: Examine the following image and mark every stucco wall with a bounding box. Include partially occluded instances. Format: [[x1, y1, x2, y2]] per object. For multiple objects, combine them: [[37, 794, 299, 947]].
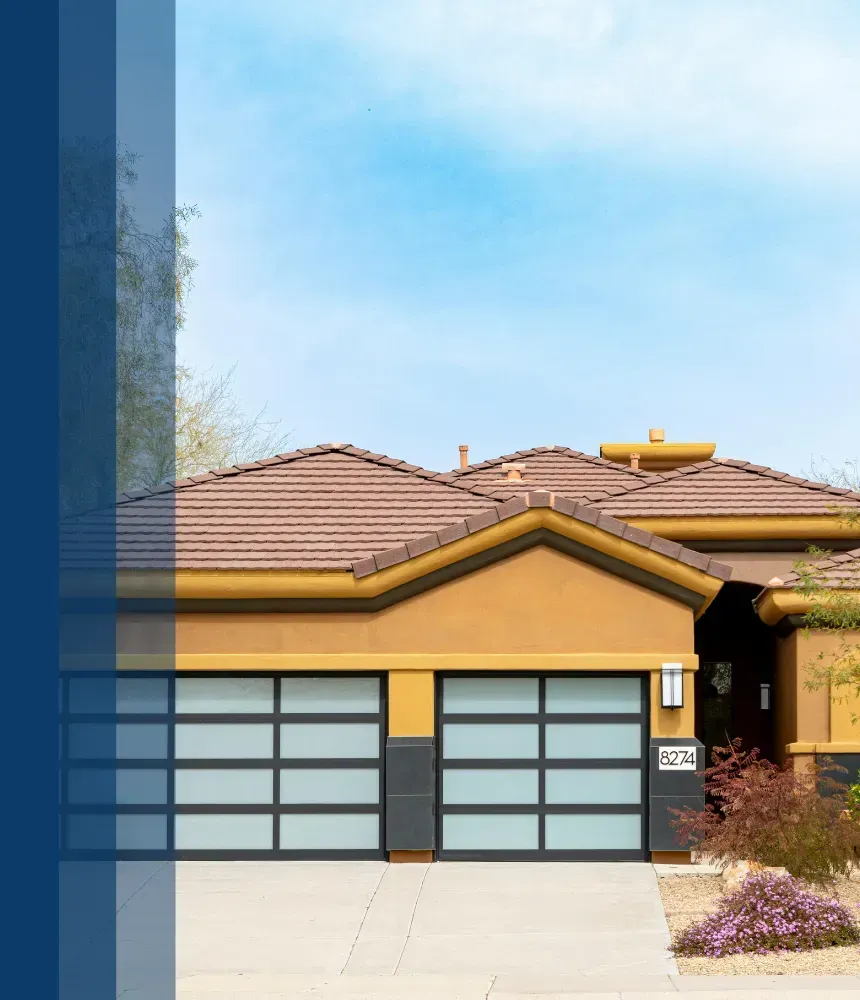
[[167, 546, 694, 656], [776, 629, 860, 757]]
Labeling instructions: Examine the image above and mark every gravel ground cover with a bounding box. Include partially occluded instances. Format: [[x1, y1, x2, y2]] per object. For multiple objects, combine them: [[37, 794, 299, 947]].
[[658, 869, 860, 975]]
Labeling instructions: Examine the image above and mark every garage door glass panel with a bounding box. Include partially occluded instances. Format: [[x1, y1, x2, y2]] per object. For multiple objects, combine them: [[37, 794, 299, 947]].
[[545, 768, 641, 804], [438, 675, 646, 860], [443, 769, 539, 804], [545, 813, 642, 850], [175, 723, 273, 759], [280, 723, 379, 758], [443, 723, 539, 759], [117, 815, 168, 851], [443, 814, 539, 851], [443, 677, 539, 714], [117, 677, 169, 714], [280, 768, 379, 804], [176, 677, 273, 714], [280, 813, 380, 850], [281, 677, 379, 713], [545, 723, 641, 759], [545, 677, 641, 714], [175, 769, 274, 804], [175, 814, 274, 850]]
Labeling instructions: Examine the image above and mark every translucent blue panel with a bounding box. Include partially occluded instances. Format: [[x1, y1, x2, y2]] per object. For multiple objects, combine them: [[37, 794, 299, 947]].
[[176, 677, 273, 714], [175, 723, 273, 759], [175, 769, 274, 804], [545, 723, 641, 759], [443, 677, 539, 714], [116, 814, 168, 851], [545, 768, 641, 804], [66, 814, 168, 851], [280, 723, 379, 759], [175, 814, 273, 850], [442, 769, 539, 804], [442, 814, 539, 850], [545, 677, 641, 714], [279, 813, 379, 850], [66, 769, 168, 805], [443, 724, 539, 759], [68, 677, 117, 715], [69, 723, 169, 759], [545, 813, 642, 850], [117, 724, 169, 759], [117, 677, 169, 714], [280, 768, 379, 804], [281, 676, 379, 713]]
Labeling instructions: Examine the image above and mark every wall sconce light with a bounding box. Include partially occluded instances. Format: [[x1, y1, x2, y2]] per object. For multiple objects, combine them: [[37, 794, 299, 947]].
[[661, 663, 684, 709], [760, 683, 771, 710]]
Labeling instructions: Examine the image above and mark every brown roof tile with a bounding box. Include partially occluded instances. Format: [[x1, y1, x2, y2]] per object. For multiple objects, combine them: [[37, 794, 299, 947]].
[[771, 548, 860, 590], [589, 459, 860, 518], [112, 445, 500, 570], [450, 446, 660, 499], [100, 442, 860, 573]]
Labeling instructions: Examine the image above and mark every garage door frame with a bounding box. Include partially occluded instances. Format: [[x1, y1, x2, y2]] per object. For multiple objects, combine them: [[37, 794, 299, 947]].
[[60, 670, 387, 861], [435, 671, 649, 862]]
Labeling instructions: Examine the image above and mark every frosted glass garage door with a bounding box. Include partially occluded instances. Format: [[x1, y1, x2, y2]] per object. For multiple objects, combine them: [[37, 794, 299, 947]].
[[438, 675, 646, 860], [60, 673, 385, 859]]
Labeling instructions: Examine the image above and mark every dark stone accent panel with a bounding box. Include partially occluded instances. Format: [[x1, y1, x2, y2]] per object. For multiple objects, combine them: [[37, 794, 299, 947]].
[[385, 737, 435, 851], [385, 795, 434, 851], [818, 754, 860, 793], [648, 738, 705, 852]]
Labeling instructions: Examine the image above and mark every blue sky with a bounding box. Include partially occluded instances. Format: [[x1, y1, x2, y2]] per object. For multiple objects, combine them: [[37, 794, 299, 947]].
[[176, 0, 860, 476]]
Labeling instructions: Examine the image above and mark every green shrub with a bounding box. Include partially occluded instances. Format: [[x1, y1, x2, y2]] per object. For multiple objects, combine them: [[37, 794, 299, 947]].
[[848, 772, 860, 823]]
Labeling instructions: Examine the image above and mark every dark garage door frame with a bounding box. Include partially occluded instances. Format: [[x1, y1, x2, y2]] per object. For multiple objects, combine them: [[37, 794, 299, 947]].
[[60, 671, 387, 861], [435, 671, 649, 862]]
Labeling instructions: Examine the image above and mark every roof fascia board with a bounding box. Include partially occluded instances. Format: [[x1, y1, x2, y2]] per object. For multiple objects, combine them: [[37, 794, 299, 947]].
[[624, 515, 856, 542]]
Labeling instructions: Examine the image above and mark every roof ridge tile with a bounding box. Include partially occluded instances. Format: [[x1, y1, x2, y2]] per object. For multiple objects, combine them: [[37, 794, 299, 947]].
[[351, 492, 732, 583]]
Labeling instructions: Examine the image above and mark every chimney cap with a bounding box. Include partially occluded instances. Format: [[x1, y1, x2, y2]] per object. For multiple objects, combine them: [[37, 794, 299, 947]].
[[649, 428, 665, 444], [501, 462, 526, 481]]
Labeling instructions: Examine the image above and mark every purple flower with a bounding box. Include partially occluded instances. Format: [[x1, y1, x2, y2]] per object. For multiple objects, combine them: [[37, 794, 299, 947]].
[[673, 872, 860, 959]]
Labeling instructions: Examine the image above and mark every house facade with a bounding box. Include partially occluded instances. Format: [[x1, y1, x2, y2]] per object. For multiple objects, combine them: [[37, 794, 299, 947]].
[[95, 431, 860, 863]]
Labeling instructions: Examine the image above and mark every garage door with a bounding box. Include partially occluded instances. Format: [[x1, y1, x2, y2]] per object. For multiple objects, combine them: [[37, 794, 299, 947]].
[[437, 674, 647, 860], [60, 673, 386, 859]]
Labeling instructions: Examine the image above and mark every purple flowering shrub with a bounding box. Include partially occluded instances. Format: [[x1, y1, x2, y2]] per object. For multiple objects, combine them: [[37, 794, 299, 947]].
[[673, 871, 860, 958]]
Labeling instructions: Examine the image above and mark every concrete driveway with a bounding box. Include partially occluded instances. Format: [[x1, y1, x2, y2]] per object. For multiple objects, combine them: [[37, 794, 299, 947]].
[[175, 860, 676, 996]]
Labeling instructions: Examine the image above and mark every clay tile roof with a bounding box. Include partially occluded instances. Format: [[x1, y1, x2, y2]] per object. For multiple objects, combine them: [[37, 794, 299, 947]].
[[112, 444, 500, 570], [587, 459, 860, 518], [352, 490, 733, 582], [450, 446, 661, 499], [770, 548, 860, 590]]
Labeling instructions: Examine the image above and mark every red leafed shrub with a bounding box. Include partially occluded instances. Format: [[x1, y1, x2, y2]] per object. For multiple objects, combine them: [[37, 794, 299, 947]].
[[674, 871, 860, 957], [670, 740, 860, 886]]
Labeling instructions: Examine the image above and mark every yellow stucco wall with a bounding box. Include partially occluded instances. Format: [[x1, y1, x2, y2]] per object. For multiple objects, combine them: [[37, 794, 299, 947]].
[[119, 545, 700, 739], [779, 629, 860, 756], [170, 547, 694, 656]]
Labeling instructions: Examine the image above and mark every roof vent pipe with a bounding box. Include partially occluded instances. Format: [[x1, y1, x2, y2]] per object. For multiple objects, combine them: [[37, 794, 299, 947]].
[[459, 444, 469, 469], [501, 462, 526, 481], [629, 452, 640, 470], [649, 428, 665, 444]]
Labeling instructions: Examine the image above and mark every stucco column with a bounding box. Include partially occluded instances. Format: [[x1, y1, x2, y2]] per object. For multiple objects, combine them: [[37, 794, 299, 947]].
[[649, 664, 701, 864], [385, 669, 435, 862]]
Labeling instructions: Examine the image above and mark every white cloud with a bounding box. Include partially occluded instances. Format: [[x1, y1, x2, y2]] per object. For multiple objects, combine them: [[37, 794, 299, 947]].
[[248, 0, 860, 180]]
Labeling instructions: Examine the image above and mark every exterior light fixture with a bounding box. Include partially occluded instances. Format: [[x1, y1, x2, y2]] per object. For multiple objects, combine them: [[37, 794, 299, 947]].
[[760, 683, 771, 710], [661, 663, 684, 709]]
